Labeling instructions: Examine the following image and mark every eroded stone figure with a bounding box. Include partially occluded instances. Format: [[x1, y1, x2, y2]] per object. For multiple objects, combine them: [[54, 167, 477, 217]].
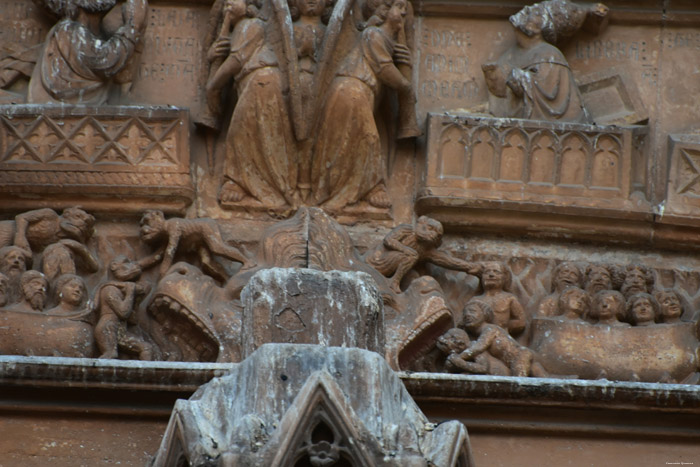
[[94, 256, 154, 360], [654, 289, 684, 324], [7, 270, 48, 313], [29, 0, 148, 104], [471, 261, 526, 336], [556, 285, 590, 321], [482, 0, 608, 122], [366, 216, 479, 293], [311, 0, 415, 210], [459, 300, 545, 377], [538, 262, 582, 316], [0, 273, 9, 308], [139, 210, 250, 280], [584, 263, 618, 296], [626, 292, 657, 327], [0, 246, 32, 305], [436, 327, 510, 376], [620, 265, 654, 299], [590, 289, 628, 326], [46, 274, 93, 321]]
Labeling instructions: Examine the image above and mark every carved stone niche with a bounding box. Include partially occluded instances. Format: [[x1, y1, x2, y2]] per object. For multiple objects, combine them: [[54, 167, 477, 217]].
[[153, 344, 474, 466], [0, 105, 193, 214], [417, 113, 649, 237], [661, 134, 700, 226], [241, 268, 384, 357]]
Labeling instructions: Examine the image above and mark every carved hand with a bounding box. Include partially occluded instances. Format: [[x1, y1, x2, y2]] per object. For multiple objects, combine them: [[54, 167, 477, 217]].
[[393, 44, 412, 66], [506, 68, 527, 97], [208, 38, 231, 62]]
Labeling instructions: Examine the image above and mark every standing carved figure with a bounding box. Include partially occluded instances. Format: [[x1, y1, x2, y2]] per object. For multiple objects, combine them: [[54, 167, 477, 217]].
[[366, 216, 479, 294], [471, 262, 527, 336], [29, 0, 148, 104], [311, 0, 416, 210], [482, 0, 608, 123], [94, 256, 153, 360]]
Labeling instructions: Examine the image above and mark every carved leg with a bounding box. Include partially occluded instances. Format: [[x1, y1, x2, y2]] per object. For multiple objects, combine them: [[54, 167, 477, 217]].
[[364, 183, 391, 209], [390, 252, 419, 294], [219, 180, 248, 203], [95, 318, 119, 359]]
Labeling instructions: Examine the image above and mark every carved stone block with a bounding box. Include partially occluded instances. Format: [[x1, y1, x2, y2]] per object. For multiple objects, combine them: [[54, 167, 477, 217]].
[[577, 67, 649, 126], [663, 134, 700, 224], [0, 105, 193, 213], [241, 269, 384, 357]]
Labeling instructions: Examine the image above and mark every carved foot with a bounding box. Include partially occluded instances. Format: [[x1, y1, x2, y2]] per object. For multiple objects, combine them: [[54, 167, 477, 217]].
[[99, 351, 119, 359], [219, 181, 247, 203], [397, 121, 423, 140], [365, 184, 391, 209]]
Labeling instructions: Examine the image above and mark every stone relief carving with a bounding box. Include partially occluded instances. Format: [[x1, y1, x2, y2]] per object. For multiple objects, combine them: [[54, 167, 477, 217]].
[[483, 0, 609, 123]]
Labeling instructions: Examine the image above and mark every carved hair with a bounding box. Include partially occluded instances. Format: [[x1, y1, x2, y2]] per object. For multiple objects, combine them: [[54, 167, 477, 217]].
[[511, 0, 609, 44], [41, 0, 118, 18], [462, 299, 494, 325], [476, 261, 512, 291], [552, 261, 582, 291], [557, 286, 591, 318], [0, 246, 32, 269], [625, 292, 658, 325], [54, 273, 87, 305], [20, 270, 47, 292], [110, 255, 142, 281]]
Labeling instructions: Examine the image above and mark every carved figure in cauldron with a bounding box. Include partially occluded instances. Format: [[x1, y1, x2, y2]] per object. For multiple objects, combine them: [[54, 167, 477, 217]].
[[29, 0, 148, 104], [626, 292, 657, 327], [583, 263, 619, 296], [365, 216, 479, 294], [482, 0, 608, 123], [654, 290, 684, 324], [459, 299, 546, 377], [94, 256, 154, 360], [310, 0, 416, 211], [590, 289, 628, 326], [557, 286, 590, 322], [209, 0, 300, 209], [46, 274, 92, 320], [0, 273, 9, 308], [620, 265, 654, 299], [0, 246, 32, 305], [7, 270, 48, 313], [538, 261, 582, 317], [139, 210, 250, 280], [471, 261, 526, 336]]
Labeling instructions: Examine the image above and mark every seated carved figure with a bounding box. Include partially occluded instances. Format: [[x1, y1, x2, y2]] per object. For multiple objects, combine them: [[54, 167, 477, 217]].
[[590, 290, 628, 326], [556, 286, 591, 322], [459, 300, 545, 377], [482, 0, 607, 123], [538, 262, 583, 317], [366, 216, 479, 294], [7, 270, 48, 313], [654, 290, 684, 324], [28, 0, 148, 104], [471, 262, 526, 336], [626, 292, 657, 327]]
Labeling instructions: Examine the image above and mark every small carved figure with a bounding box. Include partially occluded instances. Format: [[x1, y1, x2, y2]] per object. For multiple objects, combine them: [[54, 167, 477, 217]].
[[0, 245, 32, 304], [0, 273, 9, 308], [13, 207, 95, 253], [557, 286, 591, 321], [139, 210, 250, 279], [436, 327, 496, 375], [538, 262, 582, 316], [365, 216, 479, 294], [590, 290, 628, 326], [459, 300, 545, 377], [310, 0, 416, 210], [620, 265, 654, 299], [584, 263, 617, 296], [94, 256, 153, 360], [41, 240, 100, 292], [482, 0, 608, 123], [654, 290, 684, 324], [46, 274, 92, 320], [626, 292, 657, 327], [28, 0, 148, 104], [7, 270, 48, 313], [472, 262, 526, 336]]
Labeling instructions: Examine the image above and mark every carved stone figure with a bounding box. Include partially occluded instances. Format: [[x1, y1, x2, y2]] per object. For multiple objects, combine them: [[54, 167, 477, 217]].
[[459, 300, 545, 377], [366, 216, 478, 293], [538, 262, 583, 316], [557, 286, 590, 321], [311, 0, 415, 211], [620, 265, 654, 299], [482, 0, 608, 123], [94, 256, 153, 360], [138, 210, 250, 279], [590, 289, 628, 326], [436, 327, 506, 376], [626, 292, 657, 327], [654, 289, 684, 324], [0, 273, 9, 308], [28, 0, 148, 104], [471, 261, 526, 336], [46, 274, 93, 323], [12, 207, 95, 254], [7, 270, 48, 313], [0, 246, 32, 304], [584, 263, 617, 296]]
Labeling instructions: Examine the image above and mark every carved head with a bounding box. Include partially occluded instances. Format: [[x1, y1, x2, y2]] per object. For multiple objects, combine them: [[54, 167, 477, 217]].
[[552, 262, 582, 292], [60, 207, 95, 243], [0, 273, 8, 307], [557, 286, 590, 319], [140, 210, 166, 244], [480, 261, 510, 291], [361, 0, 405, 30], [20, 270, 48, 311], [591, 289, 625, 323], [288, 0, 325, 20], [509, 3, 545, 37], [461, 299, 493, 330], [584, 264, 613, 295], [626, 292, 657, 326], [436, 328, 470, 355], [110, 255, 142, 282], [654, 289, 683, 323], [415, 216, 443, 246], [42, 0, 118, 19], [620, 265, 654, 299], [55, 273, 87, 308], [0, 246, 31, 276]]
